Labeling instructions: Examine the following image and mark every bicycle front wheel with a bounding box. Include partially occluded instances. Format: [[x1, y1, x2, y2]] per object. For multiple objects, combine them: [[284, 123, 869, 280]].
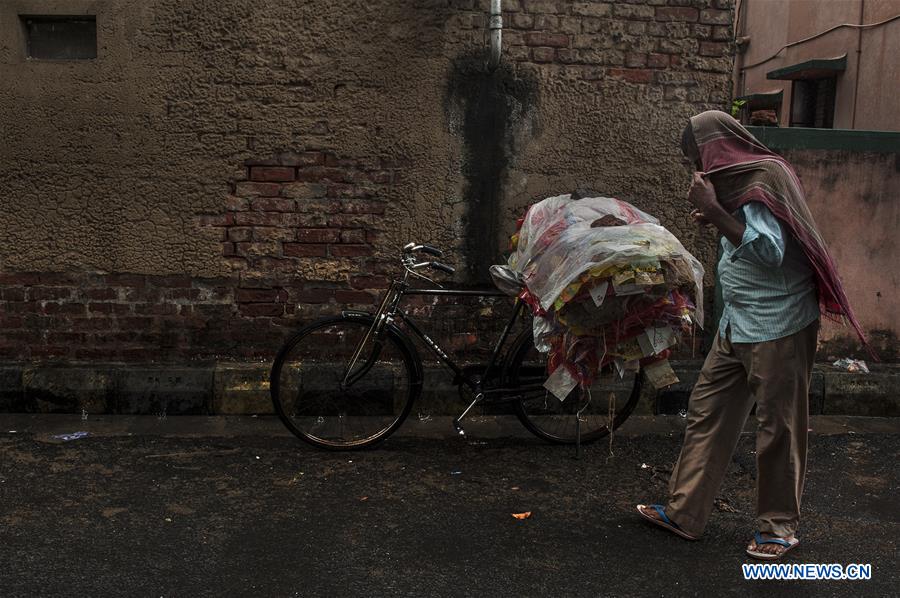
[[505, 329, 643, 445], [270, 314, 422, 450]]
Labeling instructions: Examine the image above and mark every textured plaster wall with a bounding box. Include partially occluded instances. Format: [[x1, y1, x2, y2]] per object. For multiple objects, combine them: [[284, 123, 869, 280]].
[[0, 0, 735, 361], [3, 0, 467, 277], [1, 0, 730, 276]]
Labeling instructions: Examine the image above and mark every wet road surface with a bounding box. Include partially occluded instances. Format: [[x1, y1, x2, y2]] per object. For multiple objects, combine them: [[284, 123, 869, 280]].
[[1, 416, 897, 596]]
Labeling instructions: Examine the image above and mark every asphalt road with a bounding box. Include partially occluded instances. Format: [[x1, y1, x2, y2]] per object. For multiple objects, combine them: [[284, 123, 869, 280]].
[[1, 417, 897, 597]]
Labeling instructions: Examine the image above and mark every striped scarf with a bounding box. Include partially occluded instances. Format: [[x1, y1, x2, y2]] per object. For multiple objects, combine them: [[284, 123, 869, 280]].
[[689, 110, 872, 356]]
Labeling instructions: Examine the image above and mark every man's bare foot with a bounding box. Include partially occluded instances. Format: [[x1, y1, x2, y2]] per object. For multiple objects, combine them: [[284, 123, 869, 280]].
[[638, 504, 664, 521], [635, 504, 698, 540], [746, 533, 799, 559]]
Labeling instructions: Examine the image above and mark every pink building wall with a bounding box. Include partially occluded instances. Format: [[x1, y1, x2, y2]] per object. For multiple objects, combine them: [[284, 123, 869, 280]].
[[745, 134, 900, 361], [735, 0, 900, 131], [793, 151, 898, 359]]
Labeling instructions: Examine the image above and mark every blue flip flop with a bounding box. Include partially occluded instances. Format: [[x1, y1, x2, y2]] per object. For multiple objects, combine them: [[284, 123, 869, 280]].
[[746, 531, 800, 560], [636, 504, 698, 541]]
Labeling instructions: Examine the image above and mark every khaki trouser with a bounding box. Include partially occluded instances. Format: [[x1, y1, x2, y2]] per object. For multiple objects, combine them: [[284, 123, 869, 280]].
[[665, 320, 819, 538]]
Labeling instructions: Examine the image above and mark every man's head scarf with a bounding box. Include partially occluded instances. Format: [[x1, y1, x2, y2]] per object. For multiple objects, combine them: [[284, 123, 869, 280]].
[[686, 110, 872, 356]]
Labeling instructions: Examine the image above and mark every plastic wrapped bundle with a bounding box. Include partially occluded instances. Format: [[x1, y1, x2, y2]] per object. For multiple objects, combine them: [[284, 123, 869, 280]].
[[505, 194, 705, 394]]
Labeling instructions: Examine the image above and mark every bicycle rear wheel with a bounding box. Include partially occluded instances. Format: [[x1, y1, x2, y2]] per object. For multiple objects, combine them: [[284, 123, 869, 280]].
[[270, 314, 422, 450], [504, 329, 643, 445]]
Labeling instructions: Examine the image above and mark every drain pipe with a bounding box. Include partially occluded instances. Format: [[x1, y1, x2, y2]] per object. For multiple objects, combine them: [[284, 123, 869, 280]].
[[487, 0, 503, 71]]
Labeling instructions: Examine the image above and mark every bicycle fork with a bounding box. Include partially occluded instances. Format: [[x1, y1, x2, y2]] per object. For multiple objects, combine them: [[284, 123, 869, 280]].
[[342, 282, 404, 388], [452, 298, 525, 436]]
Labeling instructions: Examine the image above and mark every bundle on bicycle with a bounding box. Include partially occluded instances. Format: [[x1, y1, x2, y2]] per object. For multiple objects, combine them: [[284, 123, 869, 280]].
[[270, 194, 704, 450], [507, 194, 705, 398]]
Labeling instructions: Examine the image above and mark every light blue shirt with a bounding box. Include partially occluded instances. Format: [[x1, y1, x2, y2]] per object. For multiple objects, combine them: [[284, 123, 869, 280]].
[[718, 203, 819, 343]]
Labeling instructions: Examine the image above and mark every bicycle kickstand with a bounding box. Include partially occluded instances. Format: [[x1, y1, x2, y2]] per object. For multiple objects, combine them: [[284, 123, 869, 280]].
[[453, 392, 483, 436], [575, 415, 582, 460]]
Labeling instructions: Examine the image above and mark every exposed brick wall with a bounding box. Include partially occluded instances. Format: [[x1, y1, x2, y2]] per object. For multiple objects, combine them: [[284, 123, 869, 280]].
[[449, 0, 734, 92], [197, 150, 398, 322], [0, 272, 233, 362], [0, 268, 515, 362]]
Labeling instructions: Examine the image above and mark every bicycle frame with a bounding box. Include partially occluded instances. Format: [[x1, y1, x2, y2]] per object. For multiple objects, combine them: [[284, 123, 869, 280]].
[[399, 287, 522, 393], [343, 277, 546, 434]]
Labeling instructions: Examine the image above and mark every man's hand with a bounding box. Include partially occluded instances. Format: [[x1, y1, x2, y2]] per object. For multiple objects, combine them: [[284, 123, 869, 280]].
[[685, 171, 746, 245], [687, 172, 717, 212], [691, 209, 711, 227]]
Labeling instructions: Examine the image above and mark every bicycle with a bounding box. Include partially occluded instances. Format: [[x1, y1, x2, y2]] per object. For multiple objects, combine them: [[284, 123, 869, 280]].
[[270, 243, 643, 450]]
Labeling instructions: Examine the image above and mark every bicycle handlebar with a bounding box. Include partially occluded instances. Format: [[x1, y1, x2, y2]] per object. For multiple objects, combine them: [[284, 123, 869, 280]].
[[402, 243, 444, 258], [402, 243, 454, 279], [430, 262, 455, 274]]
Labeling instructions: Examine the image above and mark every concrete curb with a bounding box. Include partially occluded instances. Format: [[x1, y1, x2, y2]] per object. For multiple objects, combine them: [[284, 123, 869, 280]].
[[2, 414, 898, 440], [0, 360, 897, 417]]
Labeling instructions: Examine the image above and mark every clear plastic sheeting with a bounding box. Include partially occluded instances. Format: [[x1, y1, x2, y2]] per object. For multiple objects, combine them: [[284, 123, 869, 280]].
[[508, 194, 704, 320], [504, 194, 705, 391]]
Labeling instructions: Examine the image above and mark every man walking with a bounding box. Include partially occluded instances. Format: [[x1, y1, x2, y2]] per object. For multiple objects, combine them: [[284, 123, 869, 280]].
[[636, 111, 870, 559]]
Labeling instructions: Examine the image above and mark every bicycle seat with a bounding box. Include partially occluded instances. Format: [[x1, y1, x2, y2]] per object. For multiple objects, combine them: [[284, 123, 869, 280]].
[[489, 264, 524, 297]]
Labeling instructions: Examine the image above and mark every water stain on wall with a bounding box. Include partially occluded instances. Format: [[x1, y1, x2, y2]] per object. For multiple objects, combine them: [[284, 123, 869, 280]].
[[445, 52, 539, 284]]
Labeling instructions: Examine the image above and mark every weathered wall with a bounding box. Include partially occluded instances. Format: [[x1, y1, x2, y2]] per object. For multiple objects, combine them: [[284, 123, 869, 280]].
[[783, 149, 899, 360], [745, 125, 900, 361], [855, 0, 900, 131], [0, 0, 734, 362]]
